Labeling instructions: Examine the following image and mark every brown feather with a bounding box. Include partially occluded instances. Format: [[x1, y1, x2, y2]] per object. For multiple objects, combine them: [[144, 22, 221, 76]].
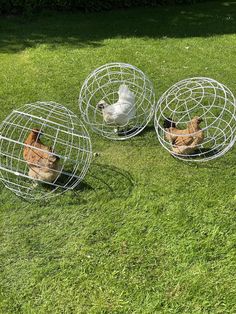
[[165, 116, 204, 155], [23, 128, 61, 183]]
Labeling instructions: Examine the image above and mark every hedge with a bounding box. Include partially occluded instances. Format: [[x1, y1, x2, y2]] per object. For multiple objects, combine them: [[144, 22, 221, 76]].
[[0, 0, 208, 15]]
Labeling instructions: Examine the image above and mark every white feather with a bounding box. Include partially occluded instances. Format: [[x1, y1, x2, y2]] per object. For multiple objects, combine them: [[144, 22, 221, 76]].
[[99, 84, 135, 126]]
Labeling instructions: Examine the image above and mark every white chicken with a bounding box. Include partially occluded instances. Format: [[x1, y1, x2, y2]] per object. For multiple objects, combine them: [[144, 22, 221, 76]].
[[97, 84, 136, 128]]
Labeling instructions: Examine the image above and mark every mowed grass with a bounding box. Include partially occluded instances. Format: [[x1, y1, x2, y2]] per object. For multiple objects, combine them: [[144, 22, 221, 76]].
[[1, 1, 236, 313]]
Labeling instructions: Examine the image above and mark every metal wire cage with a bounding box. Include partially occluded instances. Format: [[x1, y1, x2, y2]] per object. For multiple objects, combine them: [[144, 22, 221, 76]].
[[0, 101, 92, 201], [155, 77, 236, 161], [79, 62, 156, 140]]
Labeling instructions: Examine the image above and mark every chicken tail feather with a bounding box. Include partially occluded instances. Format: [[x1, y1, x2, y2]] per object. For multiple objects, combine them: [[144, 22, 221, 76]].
[[118, 84, 134, 99]]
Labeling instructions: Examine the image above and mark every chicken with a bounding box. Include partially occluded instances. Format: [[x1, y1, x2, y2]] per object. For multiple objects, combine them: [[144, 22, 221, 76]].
[[97, 84, 135, 129], [164, 116, 204, 155], [23, 128, 61, 183]]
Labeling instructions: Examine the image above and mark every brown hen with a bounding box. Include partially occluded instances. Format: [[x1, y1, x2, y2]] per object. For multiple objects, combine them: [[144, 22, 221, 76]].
[[164, 116, 204, 155], [23, 128, 61, 183]]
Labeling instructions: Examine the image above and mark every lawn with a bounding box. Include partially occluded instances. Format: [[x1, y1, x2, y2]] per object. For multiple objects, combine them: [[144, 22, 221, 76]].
[[0, 1, 236, 313]]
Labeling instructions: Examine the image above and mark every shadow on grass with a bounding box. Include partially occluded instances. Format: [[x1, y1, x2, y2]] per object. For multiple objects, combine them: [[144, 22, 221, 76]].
[[82, 162, 134, 198], [52, 162, 134, 200], [171, 147, 220, 161], [172, 146, 236, 169], [0, 1, 236, 53], [138, 124, 156, 136], [8, 162, 133, 206]]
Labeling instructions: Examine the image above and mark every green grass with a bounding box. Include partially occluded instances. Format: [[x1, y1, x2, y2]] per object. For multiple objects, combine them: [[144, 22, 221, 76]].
[[1, 1, 236, 313]]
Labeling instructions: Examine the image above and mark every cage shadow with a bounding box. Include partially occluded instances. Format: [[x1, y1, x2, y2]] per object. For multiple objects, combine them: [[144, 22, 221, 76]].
[[171, 147, 220, 161], [43, 162, 134, 197], [194, 147, 220, 158], [78, 163, 135, 199], [0, 1, 236, 53], [172, 147, 236, 169], [138, 124, 155, 136], [114, 124, 154, 137], [54, 172, 93, 192], [12, 162, 134, 204]]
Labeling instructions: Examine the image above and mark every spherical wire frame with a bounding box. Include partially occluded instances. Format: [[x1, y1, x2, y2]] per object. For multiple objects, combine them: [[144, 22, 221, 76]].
[[154, 77, 236, 161], [0, 101, 92, 201], [79, 62, 156, 140]]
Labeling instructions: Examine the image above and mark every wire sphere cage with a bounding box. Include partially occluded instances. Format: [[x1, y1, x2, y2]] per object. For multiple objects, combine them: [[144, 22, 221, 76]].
[[155, 77, 236, 161], [0, 101, 92, 201], [79, 62, 156, 140]]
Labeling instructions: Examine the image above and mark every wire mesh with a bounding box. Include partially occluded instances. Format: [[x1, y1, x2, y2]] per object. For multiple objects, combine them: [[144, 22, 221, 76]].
[[79, 62, 156, 140], [154, 77, 236, 161], [0, 101, 92, 200]]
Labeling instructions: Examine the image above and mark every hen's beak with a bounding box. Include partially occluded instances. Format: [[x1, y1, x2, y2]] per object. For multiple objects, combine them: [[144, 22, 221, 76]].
[[32, 128, 43, 137], [198, 117, 203, 123]]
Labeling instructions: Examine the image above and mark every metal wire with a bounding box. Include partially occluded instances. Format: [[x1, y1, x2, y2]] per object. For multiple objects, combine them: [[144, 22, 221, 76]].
[[79, 62, 156, 140], [0, 101, 92, 200], [154, 77, 236, 161]]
